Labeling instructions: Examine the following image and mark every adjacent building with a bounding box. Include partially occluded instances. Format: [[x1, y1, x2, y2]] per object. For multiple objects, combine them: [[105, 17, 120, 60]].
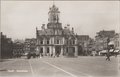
[[77, 35, 91, 55], [95, 30, 120, 51], [24, 38, 36, 54], [1, 32, 13, 58], [12, 40, 24, 57]]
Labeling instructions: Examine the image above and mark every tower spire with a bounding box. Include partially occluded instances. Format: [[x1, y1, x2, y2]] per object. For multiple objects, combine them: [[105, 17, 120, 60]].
[[47, 2, 62, 29], [48, 2, 60, 23]]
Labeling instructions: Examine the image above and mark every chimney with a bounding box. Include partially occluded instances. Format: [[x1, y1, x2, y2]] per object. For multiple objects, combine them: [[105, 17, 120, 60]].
[[41, 24, 45, 30], [67, 24, 70, 30], [72, 27, 74, 33], [36, 27, 38, 38]]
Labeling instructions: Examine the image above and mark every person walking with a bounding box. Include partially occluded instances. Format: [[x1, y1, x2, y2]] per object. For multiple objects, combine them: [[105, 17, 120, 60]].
[[106, 51, 111, 61], [106, 37, 111, 61], [35, 46, 40, 58]]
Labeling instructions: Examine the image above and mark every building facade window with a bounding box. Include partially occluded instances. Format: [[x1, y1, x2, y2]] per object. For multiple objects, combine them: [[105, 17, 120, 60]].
[[54, 39, 59, 44], [47, 47, 49, 53], [47, 40, 49, 44], [55, 30, 57, 35], [73, 40, 75, 45], [40, 47, 43, 53], [66, 40, 69, 45], [41, 40, 43, 44], [57, 40, 59, 44], [118, 41, 119, 47]]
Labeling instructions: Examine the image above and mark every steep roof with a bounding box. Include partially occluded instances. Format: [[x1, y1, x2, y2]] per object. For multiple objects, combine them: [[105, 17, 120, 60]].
[[63, 28, 74, 35], [37, 29, 54, 35]]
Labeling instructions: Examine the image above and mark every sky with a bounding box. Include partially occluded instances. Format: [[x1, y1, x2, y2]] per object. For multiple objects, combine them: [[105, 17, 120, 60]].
[[1, 1, 120, 40]]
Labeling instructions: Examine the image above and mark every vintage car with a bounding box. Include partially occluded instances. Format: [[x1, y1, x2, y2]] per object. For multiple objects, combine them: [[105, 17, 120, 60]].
[[27, 51, 36, 59]]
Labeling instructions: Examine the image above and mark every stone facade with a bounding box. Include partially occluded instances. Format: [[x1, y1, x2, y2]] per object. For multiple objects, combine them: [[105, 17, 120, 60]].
[[36, 5, 78, 57]]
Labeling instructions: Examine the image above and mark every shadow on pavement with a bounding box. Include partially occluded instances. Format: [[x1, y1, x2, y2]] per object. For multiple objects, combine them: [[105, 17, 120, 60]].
[[0, 59, 14, 62]]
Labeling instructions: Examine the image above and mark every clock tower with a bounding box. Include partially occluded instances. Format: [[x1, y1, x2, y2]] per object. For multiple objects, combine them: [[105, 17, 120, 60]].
[[47, 4, 62, 29]]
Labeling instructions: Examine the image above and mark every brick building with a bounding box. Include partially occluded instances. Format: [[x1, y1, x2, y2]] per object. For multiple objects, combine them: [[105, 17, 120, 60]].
[[12, 40, 24, 58], [24, 38, 36, 54], [1, 32, 13, 58]]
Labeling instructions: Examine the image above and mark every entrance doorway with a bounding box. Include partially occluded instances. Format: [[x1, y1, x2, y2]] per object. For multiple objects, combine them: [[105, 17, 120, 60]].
[[66, 47, 75, 57], [78, 46, 83, 56], [55, 46, 61, 57]]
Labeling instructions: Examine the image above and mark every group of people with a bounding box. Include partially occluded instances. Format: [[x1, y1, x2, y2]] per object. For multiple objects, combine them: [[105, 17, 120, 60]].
[[27, 48, 60, 59], [13, 53, 22, 58], [106, 51, 111, 61]]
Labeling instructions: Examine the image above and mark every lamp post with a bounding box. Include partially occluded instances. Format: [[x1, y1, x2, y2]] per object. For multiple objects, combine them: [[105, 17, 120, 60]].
[[107, 37, 110, 52]]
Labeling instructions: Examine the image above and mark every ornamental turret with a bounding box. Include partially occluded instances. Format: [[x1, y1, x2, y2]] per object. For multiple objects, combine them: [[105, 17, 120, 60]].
[[48, 4, 60, 23], [47, 4, 62, 29]]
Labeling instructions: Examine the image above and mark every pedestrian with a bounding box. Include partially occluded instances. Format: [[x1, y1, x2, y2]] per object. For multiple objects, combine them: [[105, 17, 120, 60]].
[[27, 52, 31, 59], [40, 50, 43, 58], [106, 51, 111, 61], [36, 46, 41, 58], [53, 48, 56, 58]]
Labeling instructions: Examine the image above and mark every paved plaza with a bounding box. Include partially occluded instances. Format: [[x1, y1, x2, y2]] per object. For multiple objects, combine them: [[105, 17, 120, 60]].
[[0, 56, 119, 77]]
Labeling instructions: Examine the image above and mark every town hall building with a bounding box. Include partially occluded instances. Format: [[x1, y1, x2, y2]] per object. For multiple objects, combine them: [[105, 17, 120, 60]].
[[36, 4, 78, 57]]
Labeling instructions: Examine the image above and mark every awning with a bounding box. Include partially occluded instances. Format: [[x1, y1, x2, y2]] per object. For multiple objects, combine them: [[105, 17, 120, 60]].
[[114, 50, 120, 52], [109, 49, 114, 52], [108, 41, 114, 45], [100, 49, 120, 53], [100, 50, 107, 53]]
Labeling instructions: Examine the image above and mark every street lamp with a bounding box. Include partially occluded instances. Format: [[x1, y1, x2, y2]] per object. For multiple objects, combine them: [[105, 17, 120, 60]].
[[107, 37, 110, 52]]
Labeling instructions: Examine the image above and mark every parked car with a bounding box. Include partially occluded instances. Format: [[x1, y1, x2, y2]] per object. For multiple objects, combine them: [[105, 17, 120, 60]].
[[90, 51, 97, 56], [22, 52, 28, 56], [27, 51, 36, 59]]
